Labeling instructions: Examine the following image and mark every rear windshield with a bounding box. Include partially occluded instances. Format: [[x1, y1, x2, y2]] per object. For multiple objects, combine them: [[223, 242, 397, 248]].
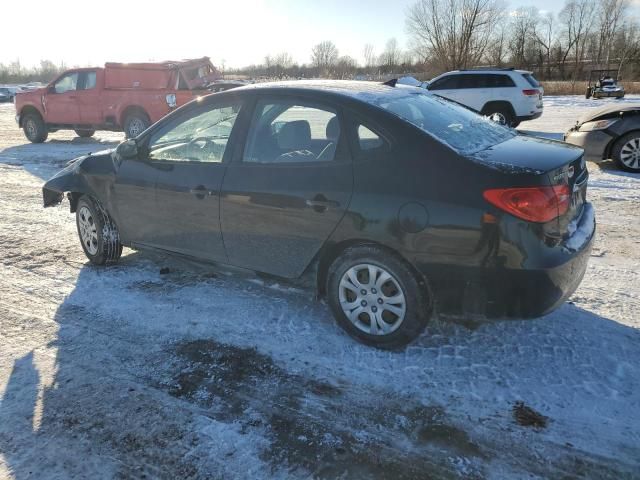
[[522, 73, 540, 88], [367, 91, 515, 155]]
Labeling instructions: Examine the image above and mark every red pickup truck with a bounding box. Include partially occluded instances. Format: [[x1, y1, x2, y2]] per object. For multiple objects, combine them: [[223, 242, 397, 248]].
[[15, 57, 222, 142]]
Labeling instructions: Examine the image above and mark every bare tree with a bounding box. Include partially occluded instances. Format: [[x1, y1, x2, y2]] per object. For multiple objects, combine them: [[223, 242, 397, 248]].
[[486, 13, 509, 67], [559, 0, 597, 84], [595, 0, 628, 68], [379, 38, 402, 72], [535, 12, 556, 79], [363, 43, 376, 69], [311, 41, 339, 76], [406, 0, 505, 71], [509, 7, 539, 68], [335, 56, 358, 79]]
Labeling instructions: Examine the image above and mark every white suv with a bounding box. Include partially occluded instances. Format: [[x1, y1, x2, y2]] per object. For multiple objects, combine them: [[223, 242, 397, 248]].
[[425, 69, 544, 127]]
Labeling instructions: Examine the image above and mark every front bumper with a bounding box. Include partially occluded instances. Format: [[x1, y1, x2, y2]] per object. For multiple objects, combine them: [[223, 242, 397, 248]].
[[594, 91, 624, 98], [563, 129, 615, 162]]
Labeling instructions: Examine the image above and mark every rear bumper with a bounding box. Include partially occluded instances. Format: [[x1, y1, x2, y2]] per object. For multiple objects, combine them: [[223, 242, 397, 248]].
[[516, 110, 543, 122], [424, 204, 596, 319], [563, 129, 614, 162]]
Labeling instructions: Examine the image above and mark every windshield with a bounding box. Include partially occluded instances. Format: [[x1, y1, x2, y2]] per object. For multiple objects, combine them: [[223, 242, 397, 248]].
[[368, 91, 515, 155]]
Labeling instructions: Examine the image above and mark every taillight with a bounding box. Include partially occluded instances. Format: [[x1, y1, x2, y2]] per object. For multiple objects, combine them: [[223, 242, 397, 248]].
[[483, 185, 571, 223], [522, 89, 539, 96]]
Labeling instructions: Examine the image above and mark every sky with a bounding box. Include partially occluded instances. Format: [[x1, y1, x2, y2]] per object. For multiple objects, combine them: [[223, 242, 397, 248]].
[[0, 0, 633, 70]]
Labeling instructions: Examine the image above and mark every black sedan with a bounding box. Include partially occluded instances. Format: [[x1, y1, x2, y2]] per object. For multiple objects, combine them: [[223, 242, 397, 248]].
[[43, 81, 595, 348], [564, 103, 640, 172]]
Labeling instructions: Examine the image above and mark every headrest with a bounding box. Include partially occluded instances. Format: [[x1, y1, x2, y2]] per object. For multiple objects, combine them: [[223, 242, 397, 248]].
[[277, 120, 311, 150], [326, 116, 340, 140]]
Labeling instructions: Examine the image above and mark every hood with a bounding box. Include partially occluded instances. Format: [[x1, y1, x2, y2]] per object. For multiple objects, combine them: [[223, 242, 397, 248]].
[[578, 103, 640, 124], [471, 134, 583, 175]]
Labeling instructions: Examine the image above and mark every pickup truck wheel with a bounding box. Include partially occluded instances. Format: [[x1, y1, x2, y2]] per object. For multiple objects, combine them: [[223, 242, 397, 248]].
[[76, 196, 123, 265], [124, 113, 150, 138], [75, 129, 95, 138], [23, 113, 48, 143]]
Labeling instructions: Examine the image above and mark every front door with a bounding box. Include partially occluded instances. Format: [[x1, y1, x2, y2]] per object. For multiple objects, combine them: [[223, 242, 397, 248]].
[[45, 71, 80, 124], [139, 99, 244, 261], [221, 97, 353, 278]]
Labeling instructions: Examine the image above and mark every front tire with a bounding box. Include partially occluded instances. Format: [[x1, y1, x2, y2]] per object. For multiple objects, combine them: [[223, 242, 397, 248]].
[[123, 112, 150, 138], [612, 132, 640, 173], [76, 196, 123, 265], [327, 245, 431, 349], [75, 129, 95, 138], [22, 113, 48, 143]]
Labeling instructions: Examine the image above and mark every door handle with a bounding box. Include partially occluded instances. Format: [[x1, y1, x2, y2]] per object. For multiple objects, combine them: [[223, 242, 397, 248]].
[[306, 197, 340, 212], [189, 185, 214, 198]]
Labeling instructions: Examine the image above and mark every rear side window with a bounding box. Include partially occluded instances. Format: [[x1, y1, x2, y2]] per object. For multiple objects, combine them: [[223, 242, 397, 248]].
[[371, 92, 515, 155], [357, 125, 384, 151], [83, 72, 97, 90], [522, 73, 540, 88], [244, 100, 341, 164]]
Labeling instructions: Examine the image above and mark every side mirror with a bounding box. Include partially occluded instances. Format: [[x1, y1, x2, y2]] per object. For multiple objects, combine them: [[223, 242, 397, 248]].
[[115, 139, 138, 160], [48, 85, 56, 94]]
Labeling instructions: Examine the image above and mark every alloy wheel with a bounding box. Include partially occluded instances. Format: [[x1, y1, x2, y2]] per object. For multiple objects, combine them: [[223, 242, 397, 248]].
[[619, 137, 640, 170], [338, 263, 406, 335], [78, 206, 99, 255]]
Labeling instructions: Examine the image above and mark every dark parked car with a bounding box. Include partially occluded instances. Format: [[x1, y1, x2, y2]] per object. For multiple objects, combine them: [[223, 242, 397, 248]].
[[564, 103, 640, 172], [42, 81, 595, 348]]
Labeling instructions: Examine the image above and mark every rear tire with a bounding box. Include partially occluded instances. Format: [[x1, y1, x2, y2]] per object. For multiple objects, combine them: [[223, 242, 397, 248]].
[[611, 132, 640, 173], [75, 129, 95, 138], [22, 113, 48, 143], [326, 245, 431, 349], [482, 105, 515, 128], [123, 112, 150, 138], [76, 196, 123, 265]]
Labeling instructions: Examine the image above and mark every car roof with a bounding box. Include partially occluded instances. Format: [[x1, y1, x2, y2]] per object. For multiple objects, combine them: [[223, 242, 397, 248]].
[[230, 79, 424, 104]]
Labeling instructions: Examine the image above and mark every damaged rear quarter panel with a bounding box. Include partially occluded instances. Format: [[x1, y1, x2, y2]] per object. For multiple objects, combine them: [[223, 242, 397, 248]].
[[42, 151, 117, 211]]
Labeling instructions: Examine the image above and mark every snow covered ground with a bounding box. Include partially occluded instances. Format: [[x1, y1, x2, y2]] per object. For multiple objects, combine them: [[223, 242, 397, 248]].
[[0, 97, 639, 479]]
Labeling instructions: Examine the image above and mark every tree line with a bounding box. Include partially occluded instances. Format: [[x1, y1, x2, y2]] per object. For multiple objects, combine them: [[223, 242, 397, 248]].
[[234, 0, 640, 83], [3, 0, 639, 86]]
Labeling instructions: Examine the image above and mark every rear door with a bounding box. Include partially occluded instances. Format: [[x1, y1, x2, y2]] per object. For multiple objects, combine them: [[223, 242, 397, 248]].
[[220, 95, 353, 278], [45, 71, 80, 124], [139, 99, 244, 261], [76, 70, 102, 125]]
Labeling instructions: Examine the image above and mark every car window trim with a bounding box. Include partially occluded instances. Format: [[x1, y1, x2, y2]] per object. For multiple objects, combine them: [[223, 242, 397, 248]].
[[234, 93, 351, 167]]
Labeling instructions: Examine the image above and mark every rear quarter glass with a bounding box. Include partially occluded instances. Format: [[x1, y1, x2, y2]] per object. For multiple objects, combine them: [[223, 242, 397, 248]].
[[522, 73, 540, 88]]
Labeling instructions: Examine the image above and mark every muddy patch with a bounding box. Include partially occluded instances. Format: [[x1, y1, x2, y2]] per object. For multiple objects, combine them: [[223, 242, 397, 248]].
[[155, 339, 486, 478]]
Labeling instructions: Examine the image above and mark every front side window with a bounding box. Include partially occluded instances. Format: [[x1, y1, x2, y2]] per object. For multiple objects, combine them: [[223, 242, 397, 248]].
[[54, 73, 78, 93], [244, 100, 341, 164], [366, 91, 515, 155], [148, 102, 241, 163], [428, 76, 459, 90]]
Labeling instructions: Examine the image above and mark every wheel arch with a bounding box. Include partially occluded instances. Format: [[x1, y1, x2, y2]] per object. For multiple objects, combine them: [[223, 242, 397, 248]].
[[119, 105, 150, 127], [19, 105, 44, 127], [604, 128, 640, 160], [480, 101, 515, 117]]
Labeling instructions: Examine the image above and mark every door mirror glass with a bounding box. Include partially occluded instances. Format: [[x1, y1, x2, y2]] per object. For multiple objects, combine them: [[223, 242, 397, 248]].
[[116, 139, 138, 159]]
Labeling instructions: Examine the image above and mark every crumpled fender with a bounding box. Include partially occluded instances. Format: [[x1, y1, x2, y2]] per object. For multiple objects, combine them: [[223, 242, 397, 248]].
[[42, 151, 117, 208]]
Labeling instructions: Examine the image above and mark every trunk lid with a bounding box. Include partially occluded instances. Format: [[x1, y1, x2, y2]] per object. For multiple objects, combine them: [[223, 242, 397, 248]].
[[472, 134, 587, 237]]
